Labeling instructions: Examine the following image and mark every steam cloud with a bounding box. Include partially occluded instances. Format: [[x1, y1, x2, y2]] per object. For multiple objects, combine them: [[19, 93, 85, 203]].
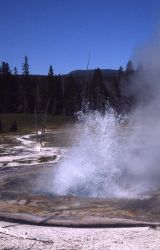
[[52, 37, 160, 199]]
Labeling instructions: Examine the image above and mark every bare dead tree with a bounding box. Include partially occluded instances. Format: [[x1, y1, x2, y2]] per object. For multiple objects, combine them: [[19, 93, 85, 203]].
[[81, 51, 91, 111], [40, 98, 50, 146]]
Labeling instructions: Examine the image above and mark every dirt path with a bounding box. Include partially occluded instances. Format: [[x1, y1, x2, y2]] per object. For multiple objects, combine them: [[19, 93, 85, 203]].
[[0, 221, 160, 250]]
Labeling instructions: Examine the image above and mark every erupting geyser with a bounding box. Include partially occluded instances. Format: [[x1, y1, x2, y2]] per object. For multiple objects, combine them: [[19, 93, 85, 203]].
[[53, 109, 123, 197], [53, 108, 160, 199], [53, 37, 160, 199]]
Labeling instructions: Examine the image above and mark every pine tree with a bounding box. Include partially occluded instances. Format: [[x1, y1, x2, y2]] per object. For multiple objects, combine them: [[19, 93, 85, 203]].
[[22, 56, 30, 112], [48, 65, 54, 76], [22, 56, 29, 75], [47, 65, 55, 114], [126, 60, 134, 72], [14, 67, 18, 75], [1, 61, 11, 75]]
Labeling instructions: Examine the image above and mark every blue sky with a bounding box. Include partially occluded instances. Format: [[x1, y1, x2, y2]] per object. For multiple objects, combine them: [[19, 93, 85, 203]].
[[0, 0, 159, 75]]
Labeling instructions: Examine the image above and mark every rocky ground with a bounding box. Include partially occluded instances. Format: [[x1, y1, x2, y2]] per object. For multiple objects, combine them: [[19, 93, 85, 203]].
[[0, 221, 160, 250]]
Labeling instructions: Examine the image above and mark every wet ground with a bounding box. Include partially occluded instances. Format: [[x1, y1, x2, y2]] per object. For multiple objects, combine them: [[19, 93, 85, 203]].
[[0, 164, 160, 226], [0, 128, 73, 167], [0, 128, 160, 227]]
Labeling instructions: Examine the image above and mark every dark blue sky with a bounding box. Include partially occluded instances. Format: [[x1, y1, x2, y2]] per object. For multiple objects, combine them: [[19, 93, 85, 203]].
[[0, 0, 159, 75]]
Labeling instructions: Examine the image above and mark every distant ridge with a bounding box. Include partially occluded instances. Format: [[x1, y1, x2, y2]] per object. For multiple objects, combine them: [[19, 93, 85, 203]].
[[69, 69, 119, 78]]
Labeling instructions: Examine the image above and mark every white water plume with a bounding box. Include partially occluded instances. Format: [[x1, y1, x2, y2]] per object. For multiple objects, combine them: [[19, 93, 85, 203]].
[[52, 106, 160, 199], [53, 109, 122, 197], [52, 108, 151, 198]]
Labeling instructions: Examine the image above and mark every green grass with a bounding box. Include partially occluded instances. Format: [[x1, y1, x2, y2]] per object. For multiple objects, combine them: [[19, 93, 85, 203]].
[[0, 113, 73, 133]]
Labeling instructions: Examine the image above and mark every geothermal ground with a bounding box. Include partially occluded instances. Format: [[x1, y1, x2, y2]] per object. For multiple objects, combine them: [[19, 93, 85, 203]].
[[0, 129, 71, 168], [0, 220, 160, 250], [0, 125, 160, 249]]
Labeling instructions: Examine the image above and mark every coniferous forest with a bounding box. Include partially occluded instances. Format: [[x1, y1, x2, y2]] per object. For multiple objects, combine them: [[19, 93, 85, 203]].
[[0, 56, 137, 116]]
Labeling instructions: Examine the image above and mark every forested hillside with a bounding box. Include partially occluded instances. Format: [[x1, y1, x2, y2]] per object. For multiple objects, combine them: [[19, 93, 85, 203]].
[[0, 58, 136, 115]]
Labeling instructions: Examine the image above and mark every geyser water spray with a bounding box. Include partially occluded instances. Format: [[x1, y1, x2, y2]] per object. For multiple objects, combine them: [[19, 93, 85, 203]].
[[52, 106, 160, 199], [53, 109, 123, 198], [52, 109, 144, 198]]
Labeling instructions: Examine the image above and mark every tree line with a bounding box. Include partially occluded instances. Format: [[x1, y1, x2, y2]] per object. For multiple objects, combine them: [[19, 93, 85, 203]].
[[0, 56, 137, 116]]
